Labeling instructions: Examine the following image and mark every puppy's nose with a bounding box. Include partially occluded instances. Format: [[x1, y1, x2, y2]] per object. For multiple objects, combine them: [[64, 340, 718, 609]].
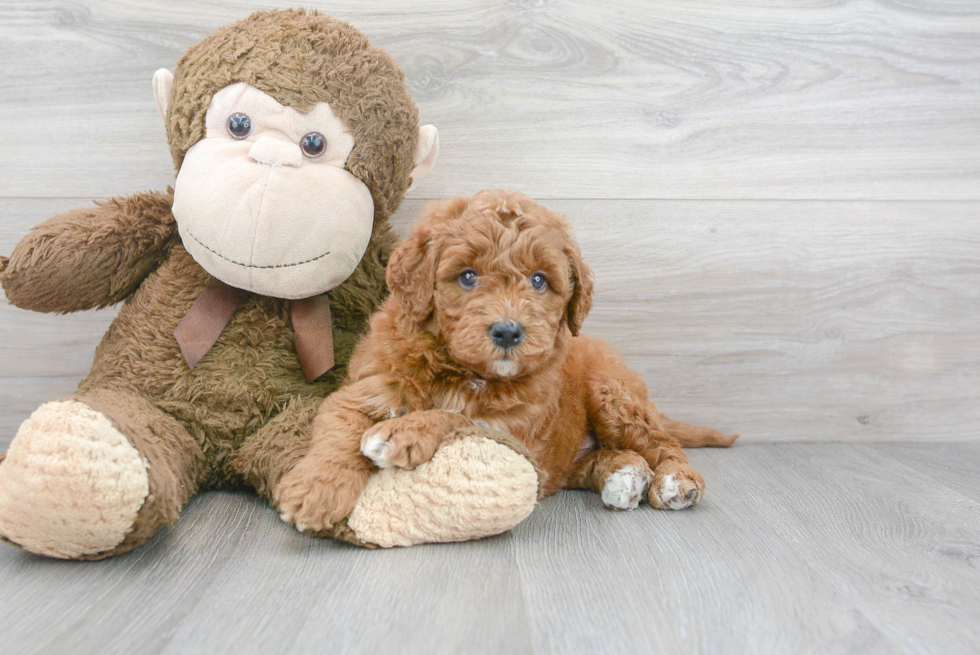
[[489, 319, 525, 349]]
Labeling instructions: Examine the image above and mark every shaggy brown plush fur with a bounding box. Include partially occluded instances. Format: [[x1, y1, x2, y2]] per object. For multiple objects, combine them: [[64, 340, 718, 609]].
[[275, 191, 736, 532], [0, 10, 422, 557]]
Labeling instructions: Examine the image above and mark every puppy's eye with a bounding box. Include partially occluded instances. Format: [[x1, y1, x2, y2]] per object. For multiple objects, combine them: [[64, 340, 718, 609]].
[[458, 269, 479, 289], [530, 272, 548, 291], [227, 113, 252, 139]]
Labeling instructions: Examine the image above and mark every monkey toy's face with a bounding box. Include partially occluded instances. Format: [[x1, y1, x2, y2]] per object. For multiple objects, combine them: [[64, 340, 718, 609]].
[[168, 83, 375, 299], [154, 55, 438, 301], [171, 83, 374, 299]]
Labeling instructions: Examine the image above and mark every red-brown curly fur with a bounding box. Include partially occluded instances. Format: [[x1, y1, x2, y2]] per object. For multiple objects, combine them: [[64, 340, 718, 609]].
[[276, 190, 735, 532]]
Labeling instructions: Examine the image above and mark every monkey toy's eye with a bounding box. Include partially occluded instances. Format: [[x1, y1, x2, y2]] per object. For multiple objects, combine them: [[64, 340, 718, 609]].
[[301, 132, 326, 158], [530, 271, 548, 291], [227, 113, 252, 139], [458, 269, 479, 289]]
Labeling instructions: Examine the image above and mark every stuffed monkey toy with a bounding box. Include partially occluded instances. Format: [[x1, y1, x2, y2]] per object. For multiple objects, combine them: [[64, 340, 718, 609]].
[[0, 9, 539, 559]]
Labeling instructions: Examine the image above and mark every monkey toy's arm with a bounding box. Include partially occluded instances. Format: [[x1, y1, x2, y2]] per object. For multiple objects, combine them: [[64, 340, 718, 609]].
[[1, 190, 176, 313]]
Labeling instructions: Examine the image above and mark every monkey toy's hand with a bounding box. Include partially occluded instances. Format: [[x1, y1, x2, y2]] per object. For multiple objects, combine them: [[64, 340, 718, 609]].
[[274, 453, 369, 533], [1, 191, 176, 313]]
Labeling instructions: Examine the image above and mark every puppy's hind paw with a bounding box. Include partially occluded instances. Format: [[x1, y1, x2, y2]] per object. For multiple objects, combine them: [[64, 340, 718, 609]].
[[601, 465, 652, 511], [649, 464, 705, 510]]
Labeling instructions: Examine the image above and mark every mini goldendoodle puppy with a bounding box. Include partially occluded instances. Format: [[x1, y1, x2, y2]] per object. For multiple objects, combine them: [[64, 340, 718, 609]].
[[276, 190, 735, 532]]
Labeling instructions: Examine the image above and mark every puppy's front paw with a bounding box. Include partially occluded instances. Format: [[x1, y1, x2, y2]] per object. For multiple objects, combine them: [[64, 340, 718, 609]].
[[601, 465, 652, 511], [361, 414, 443, 470], [275, 459, 367, 533], [649, 463, 705, 510]]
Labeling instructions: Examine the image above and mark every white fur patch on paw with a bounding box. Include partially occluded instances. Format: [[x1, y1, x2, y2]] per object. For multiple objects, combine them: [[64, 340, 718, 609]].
[[0, 400, 149, 558], [601, 465, 652, 510], [655, 473, 698, 510], [361, 429, 393, 468], [278, 510, 305, 532]]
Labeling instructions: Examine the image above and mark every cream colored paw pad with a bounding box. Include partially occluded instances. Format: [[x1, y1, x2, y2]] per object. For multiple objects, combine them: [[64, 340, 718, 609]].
[[0, 400, 149, 558], [347, 435, 538, 548]]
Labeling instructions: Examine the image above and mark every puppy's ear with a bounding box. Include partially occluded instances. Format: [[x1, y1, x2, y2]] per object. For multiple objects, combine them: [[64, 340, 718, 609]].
[[386, 229, 435, 322], [386, 196, 470, 322], [564, 240, 594, 336]]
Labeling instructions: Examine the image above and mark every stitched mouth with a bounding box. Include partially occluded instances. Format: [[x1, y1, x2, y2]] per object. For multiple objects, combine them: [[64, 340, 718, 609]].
[[185, 229, 330, 270]]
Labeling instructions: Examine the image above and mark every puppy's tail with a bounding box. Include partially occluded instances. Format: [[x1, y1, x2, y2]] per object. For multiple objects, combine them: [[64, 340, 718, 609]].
[[661, 415, 739, 448]]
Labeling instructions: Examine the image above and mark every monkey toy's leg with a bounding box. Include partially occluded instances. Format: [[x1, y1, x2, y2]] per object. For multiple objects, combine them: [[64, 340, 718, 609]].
[[0, 389, 204, 559], [235, 386, 540, 549], [232, 396, 323, 504], [240, 386, 377, 535], [267, 379, 490, 535]]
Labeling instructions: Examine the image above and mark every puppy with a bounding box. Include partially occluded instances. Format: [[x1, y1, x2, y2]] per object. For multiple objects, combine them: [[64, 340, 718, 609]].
[[276, 190, 735, 532]]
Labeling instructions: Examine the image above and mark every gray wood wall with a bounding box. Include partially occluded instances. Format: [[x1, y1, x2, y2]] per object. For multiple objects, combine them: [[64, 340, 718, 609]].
[[1, 0, 977, 443]]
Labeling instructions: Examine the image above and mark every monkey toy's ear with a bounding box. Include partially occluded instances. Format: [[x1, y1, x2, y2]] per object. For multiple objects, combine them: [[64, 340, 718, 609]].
[[406, 125, 439, 192], [152, 69, 174, 122]]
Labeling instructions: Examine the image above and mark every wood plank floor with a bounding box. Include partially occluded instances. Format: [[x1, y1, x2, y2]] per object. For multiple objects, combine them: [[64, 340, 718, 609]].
[[0, 442, 977, 655]]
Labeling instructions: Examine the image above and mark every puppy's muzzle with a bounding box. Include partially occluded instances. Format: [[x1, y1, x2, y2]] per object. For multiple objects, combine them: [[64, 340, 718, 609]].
[[489, 319, 525, 350]]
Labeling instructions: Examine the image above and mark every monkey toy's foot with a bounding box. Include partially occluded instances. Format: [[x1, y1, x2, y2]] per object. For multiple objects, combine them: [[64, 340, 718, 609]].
[[0, 400, 150, 559], [340, 426, 540, 548]]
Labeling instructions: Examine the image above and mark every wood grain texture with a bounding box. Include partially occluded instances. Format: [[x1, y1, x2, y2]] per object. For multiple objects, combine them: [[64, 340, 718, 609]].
[[693, 443, 980, 654], [0, 0, 978, 199], [3, 197, 977, 444], [160, 515, 533, 655], [0, 443, 978, 654], [514, 452, 897, 654], [866, 441, 980, 503]]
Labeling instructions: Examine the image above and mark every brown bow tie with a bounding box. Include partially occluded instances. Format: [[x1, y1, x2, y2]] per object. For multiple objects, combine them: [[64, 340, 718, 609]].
[[174, 278, 335, 383]]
